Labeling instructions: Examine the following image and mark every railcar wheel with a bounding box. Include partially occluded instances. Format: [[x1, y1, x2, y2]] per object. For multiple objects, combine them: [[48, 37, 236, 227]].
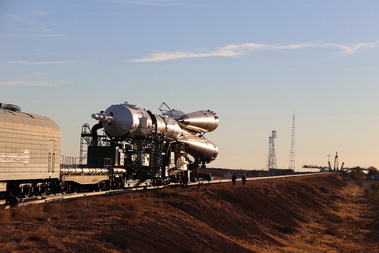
[[61, 183, 72, 194], [19, 184, 33, 198], [114, 179, 122, 189], [36, 183, 48, 196], [97, 181, 107, 191]]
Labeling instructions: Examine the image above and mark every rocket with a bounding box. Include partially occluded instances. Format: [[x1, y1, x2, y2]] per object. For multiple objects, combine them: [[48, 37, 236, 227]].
[[92, 102, 219, 164]]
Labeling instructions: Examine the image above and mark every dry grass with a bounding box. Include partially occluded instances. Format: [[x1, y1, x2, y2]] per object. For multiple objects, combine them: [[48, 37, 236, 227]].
[[0, 174, 378, 252], [0, 242, 16, 253], [0, 226, 66, 252], [321, 212, 343, 224], [365, 182, 379, 207], [0, 209, 11, 224], [21, 226, 49, 243]]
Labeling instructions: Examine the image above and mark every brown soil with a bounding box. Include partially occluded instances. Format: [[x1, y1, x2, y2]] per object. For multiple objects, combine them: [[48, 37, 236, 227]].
[[0, 174, 378, 252]]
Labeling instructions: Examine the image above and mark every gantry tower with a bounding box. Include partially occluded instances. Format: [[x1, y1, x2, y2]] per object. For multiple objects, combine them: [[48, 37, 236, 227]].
[[333, 152, 339, 171], [266, 130, 277, 170], [289, 115, 295, 170]]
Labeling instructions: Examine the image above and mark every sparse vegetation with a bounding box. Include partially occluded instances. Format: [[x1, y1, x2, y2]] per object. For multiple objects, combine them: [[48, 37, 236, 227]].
[[347, 166, 365, 186], [0, 209, 11, 224], [342, 165, 379, 207], [367, 166, 378, 178], [325, 224, 341, 236], [365, 182, 379, 207], [22, 227, 49, 243], [322, 212, 343, 224]]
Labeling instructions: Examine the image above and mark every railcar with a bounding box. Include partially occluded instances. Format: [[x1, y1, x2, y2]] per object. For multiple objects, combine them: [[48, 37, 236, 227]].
[[0, 104, 60, 197]]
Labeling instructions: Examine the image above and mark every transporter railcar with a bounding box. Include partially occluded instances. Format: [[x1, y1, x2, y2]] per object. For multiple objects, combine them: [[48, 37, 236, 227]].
[[1, 102, 219, 202]]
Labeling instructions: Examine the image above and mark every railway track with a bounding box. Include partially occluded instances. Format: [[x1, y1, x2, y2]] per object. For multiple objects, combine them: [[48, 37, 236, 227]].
[[1, 172, 325, 208]]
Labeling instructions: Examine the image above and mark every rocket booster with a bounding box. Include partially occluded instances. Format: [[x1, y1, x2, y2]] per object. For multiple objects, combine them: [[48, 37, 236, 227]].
[[177, 110, 219, 133]]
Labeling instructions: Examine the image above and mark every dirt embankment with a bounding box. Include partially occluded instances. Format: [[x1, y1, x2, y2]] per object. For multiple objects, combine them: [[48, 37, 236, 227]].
[[0, 174, 378, 252]]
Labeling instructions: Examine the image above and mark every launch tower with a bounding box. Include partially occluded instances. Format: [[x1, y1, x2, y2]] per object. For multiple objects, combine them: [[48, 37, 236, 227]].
[[266, 130, 277, 170], [289, 115, 295, 170]]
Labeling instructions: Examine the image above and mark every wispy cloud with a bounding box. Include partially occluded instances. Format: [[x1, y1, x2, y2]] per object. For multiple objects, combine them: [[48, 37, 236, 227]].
[[0, 32, 65, 38], [7, 60, 80, 65], [0, 73, 65, 87], [32, 32, 65, 37], [130, 41, 379, 62], [108, 0, 200, 7], [0, 80, 59, 87], [30, 26, 65, 37], [7, 14, 40, 24], [26, 10, 51, 16], [0, 33, 22, 37], [2, 14, 66, 38]]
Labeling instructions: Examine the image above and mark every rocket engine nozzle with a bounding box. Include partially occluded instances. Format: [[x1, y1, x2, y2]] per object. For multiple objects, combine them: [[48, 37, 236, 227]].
[[91, 112, 113, 122]]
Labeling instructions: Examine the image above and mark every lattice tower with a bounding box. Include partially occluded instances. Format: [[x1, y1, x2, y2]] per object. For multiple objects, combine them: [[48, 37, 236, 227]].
[[289, 115, 295, 170], [334, 152, 339, 171], [266, 130, 277, 170]]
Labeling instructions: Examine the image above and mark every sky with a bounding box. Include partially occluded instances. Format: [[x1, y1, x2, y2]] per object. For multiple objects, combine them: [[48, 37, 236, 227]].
[[1, 0, 379, 171]]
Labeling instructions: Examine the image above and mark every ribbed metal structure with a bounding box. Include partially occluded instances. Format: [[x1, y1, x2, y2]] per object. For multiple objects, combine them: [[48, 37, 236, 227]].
[[266, 130, 277, 170], [0, 107, 61, 181], [289, 115, 295, 170]]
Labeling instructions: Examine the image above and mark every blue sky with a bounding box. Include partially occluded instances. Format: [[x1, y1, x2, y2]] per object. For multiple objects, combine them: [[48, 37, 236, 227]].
[[1, 0, 379, 171]]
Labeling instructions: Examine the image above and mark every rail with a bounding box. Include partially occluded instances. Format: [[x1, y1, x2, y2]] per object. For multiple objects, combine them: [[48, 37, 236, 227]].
[[1, 172, 329, 208]]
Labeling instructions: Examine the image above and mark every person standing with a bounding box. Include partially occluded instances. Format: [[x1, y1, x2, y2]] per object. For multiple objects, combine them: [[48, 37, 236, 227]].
[[231, 174, 237, 186], [242, 175, 246, 186]]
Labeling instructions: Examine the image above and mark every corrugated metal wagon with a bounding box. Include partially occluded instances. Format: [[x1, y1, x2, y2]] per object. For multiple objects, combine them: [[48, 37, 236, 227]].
[[0, 104, 61, 198]]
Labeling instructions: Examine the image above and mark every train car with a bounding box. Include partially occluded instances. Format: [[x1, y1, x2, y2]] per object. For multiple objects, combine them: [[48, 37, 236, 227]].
[[0, 104, 60, 197]]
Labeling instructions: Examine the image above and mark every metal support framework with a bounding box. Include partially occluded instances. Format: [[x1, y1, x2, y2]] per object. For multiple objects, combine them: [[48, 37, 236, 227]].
[[79, 123, 109, 165], [79, 124, 92, 165], [334, 152, 339, 171], [266, 130, 277, 170], [289, 115, 295, 170]]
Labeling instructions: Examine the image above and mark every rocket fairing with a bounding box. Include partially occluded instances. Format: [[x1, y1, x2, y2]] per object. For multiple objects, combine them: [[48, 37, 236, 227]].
[[91, 102, 219, 163]]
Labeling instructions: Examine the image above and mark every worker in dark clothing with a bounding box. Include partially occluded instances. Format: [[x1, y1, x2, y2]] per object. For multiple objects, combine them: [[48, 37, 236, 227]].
[[231, 174, 237, 186], [183, 172, 188, 188], [242, 175, 246, 186], [5, 192, 18, 207]]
